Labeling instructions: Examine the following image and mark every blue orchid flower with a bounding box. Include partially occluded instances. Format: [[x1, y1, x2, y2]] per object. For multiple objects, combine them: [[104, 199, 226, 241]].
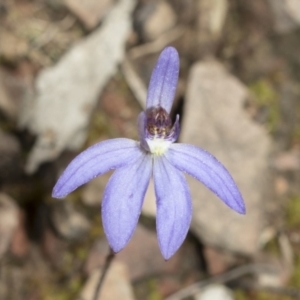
[[52, 47, 245, 260]]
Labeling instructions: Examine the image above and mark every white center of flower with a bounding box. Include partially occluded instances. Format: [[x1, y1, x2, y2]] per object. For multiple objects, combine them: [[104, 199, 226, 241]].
[[147, 138, 171, 156]]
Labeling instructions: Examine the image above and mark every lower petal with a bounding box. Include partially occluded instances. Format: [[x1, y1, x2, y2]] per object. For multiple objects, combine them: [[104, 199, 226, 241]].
[[153, 156, 192, 260], [53, 138, 141, 198], [166, 143, 245, 214], [102, 154, 152, 253]]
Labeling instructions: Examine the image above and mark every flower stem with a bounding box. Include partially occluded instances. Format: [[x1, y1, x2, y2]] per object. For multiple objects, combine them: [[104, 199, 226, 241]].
[[93, 247, 115, 300]]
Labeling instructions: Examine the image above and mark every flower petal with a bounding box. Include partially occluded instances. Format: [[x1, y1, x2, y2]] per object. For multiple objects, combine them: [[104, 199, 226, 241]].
[[52, 138, 141, 198], [102, 154, 152, 252], [153, 156, 192, 260], [168, 114, 180, 143], [146, 47, 179, 113], [166, 144, 245, 214]]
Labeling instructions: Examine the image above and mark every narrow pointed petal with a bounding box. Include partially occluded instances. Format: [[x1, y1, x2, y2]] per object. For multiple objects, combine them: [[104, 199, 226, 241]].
[[102, 155, 152, 252], [168, 114, 180, 143], [146, 47, 179, 113], [53, 138, 141, 198], [153, 156, 192, 260], [166, 144, 245, 214]]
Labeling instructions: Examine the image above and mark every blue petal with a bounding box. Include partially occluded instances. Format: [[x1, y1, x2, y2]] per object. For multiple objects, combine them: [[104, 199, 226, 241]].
[[102, 154, 152, 253], [52, 138, 141, 198], [166, 144, 246, 214], [153, 156, 192, 260], [146, 47, 179, 113]]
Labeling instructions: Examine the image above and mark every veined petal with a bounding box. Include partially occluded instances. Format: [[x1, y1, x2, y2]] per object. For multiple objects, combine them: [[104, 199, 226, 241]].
[[153, 156, 192, 260], [102, 154, 152, 252], [146, 47, 179, 113], [52, 138, 141, 198], [166, 144, 245, 214]]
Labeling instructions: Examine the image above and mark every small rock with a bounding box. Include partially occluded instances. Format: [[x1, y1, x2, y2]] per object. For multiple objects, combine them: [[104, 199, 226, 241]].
[[182, 60, 272, 255], [195, 284, 234, 300], [194, 0, 228, 57], [64, 0, 114, 30], [268, 0, 300, 33], [135, 1, 177, 41], [80, 261, 136, 300], [197, 0, 228, 38], [285, 0, 300, 24], [0, 193, 19, 259], [50, 201, 91, 241]]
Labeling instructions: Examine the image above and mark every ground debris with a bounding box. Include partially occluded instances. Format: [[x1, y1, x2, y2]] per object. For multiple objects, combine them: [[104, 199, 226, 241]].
[[19, 0, 136, 173]]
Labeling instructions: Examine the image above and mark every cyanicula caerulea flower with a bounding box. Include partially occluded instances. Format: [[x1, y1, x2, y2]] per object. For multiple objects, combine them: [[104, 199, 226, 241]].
[[52, 47, 245, 260]]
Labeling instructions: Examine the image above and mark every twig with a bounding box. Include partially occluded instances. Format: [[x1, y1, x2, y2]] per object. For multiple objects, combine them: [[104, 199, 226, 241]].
[[92, 247, 115, 300], [164, 263, 277, 300], [121, 58, 147, 109], [237, 281, 300, 299], [128, 26, 185, 60]]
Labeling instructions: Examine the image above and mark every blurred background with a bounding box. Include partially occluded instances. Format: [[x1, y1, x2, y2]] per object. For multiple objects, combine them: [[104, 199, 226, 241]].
[[1, 0, 300, 299]]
